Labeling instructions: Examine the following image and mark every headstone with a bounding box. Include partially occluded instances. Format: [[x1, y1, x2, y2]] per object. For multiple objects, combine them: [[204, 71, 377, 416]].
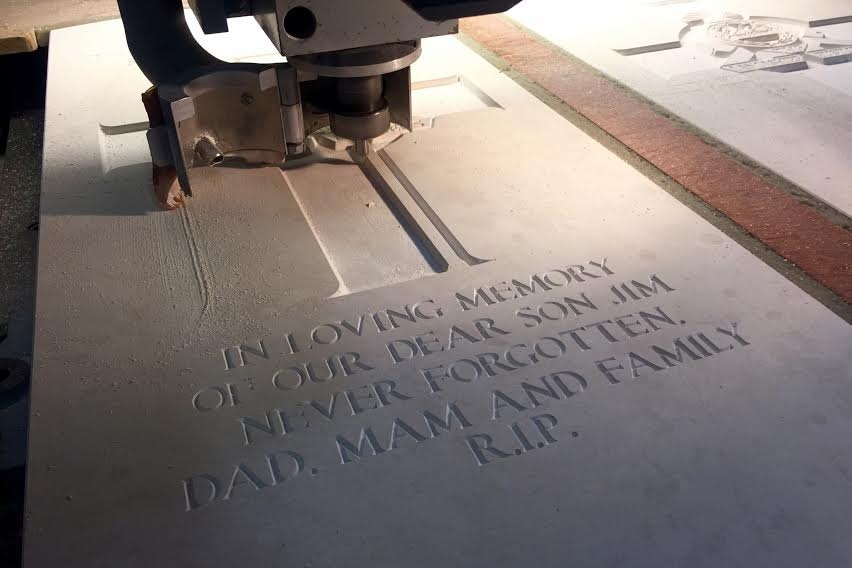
[[24, 17, 852, 568]]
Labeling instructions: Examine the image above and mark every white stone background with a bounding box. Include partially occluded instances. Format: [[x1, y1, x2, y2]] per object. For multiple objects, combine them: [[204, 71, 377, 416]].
[[508, 0, 852, 217]]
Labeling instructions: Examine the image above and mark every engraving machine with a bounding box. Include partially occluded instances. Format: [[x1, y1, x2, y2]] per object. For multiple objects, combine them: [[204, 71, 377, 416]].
[[116, 0, 524, 208]]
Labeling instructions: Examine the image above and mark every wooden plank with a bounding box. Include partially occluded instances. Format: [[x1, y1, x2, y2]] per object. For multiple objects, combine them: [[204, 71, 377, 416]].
[[0, 0, 122, 55]]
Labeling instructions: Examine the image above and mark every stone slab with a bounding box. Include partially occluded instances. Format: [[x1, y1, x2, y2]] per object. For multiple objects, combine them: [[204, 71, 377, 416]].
[[508, 0, 852, 217], [25, 17, 852, 568]]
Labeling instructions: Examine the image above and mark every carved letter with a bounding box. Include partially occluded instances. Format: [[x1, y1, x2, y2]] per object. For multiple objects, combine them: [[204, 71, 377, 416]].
[[266, 451, 304, 485], [423, 403, 472, 437], [492, 390, 528, 419], [389, 418, 428, 449], [627, 352, 665, 378], [531, 413, 559, 444], [224, 463, 267, 500], [387, 338, 418, 364], [336, 427, 386, 464], [371, 380, 412, 407], [716, 324, 750, 347], [465, 434, 511, 466], [183, 475, 220, 512], [651, 338, 703, 368], [521, 377, 561, 407], [238, 411, 278, 446], [456, 288, 496, 311], [596, 357, 625, 385]]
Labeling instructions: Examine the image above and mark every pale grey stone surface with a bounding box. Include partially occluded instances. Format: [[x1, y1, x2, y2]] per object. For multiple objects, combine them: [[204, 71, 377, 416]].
[[509, 0, 852, 217], [24, 18, 852, 568]]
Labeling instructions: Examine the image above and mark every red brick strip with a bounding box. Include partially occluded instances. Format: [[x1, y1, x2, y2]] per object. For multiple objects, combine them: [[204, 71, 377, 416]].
[[461, 16, 852, 304]]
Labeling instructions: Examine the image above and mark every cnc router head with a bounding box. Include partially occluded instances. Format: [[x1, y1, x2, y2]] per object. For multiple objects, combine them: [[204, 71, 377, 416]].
[[116, 0, 523, 208]]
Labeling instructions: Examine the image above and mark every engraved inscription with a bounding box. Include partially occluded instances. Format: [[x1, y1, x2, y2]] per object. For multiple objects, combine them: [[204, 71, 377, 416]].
[[179, 257, 754, 511], [220, 300, 446, 371], [455, 259, 614, 311], [465, 414, 560, 466], [335, 402, 472, 464]]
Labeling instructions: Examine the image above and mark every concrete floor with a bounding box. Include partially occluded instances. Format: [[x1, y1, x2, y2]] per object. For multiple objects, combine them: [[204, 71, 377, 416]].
[[0, 46, 45, 568]]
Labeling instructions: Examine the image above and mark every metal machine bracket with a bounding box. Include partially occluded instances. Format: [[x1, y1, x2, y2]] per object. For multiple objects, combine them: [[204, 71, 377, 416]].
[[144, 64, 306, 206], [118, 0, 308, 207]]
